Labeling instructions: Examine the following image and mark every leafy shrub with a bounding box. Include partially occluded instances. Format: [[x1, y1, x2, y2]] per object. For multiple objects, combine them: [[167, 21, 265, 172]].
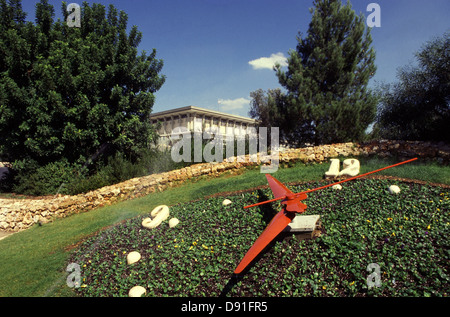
[[105, 152, 144, 184], [138, 148, 183, 175], [7, 147, 187, 196], [12, 159, 81, 196], [65, 167, 113, 195]]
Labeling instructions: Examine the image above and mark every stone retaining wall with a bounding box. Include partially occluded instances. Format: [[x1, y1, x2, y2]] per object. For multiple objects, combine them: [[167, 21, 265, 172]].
[[1, 140, 448, 232]]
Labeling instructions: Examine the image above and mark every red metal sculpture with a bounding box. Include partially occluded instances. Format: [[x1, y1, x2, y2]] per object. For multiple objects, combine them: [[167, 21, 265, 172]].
[[234, 157, 418, 274]]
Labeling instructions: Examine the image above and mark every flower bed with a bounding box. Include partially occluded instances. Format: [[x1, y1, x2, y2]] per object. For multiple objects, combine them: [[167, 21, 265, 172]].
[[69, 179, 449, 297]]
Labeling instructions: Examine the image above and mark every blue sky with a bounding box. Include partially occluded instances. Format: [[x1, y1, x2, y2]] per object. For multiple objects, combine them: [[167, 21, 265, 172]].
[[21, 0, 450, 117]]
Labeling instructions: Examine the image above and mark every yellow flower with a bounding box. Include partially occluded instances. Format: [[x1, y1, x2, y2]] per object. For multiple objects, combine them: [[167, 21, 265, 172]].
[[391, 232, 396, 237], [427, 224, 431, 230], [322, 286, 327, 290], [366, 220, 371, 223], [189, 246, 193, 250], [192, 241, 197, 246], [349, 281, 355, 286], [387, 217, 393, 221], [404, 216, 409, 220]]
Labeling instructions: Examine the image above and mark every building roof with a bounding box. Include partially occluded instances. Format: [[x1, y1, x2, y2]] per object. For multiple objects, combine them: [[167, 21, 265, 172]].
[[150, 106, 256, 124]]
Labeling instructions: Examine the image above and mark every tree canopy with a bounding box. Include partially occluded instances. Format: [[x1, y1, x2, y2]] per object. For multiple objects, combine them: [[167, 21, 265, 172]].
[[0, 0, 165, 167], [373, 33, 449, 142], [250, 0, 377, 146]]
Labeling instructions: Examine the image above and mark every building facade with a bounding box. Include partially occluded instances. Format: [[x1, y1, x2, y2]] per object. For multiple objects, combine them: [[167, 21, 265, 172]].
[[150, 106, 257, 146]]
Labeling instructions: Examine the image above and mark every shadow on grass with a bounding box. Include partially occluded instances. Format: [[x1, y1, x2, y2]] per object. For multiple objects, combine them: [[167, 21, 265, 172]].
[[219, 190, 280, 297]]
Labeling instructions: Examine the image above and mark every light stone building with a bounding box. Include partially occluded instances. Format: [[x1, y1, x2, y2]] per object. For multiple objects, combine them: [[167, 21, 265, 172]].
[[150, 106, 257, 146]]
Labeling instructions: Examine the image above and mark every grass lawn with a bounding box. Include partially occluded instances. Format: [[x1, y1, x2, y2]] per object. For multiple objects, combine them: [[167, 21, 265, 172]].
[[0, 156, 448, 297]]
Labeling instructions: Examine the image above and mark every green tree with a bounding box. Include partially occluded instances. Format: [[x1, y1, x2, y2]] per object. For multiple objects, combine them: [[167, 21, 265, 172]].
[[249, 88, 314, 146], [0, 0, 165, 167], [373, 33, 449, 142], [274, 0, 377, 146], [249, 89, 283, 128]]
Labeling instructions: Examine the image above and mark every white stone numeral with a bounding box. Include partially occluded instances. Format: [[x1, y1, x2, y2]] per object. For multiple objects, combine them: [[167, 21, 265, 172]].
[[325, 158, 360, 177]]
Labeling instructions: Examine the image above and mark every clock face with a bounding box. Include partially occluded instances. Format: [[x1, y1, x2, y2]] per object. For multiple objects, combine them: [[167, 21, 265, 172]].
[[235, 157, 417, 275]]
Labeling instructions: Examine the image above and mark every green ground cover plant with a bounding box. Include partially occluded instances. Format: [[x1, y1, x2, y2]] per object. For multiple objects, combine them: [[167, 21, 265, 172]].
[[0, 156, 448, 297], [69, 178, 449, 297]]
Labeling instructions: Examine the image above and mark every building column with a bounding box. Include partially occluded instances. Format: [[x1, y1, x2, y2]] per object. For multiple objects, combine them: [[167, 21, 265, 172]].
[[186, 113, 191, 131]]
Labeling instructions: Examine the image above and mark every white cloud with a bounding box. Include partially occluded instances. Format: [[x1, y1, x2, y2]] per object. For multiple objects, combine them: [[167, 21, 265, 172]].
[[248, 52, 288, 70], [218, 97, 251, 111]]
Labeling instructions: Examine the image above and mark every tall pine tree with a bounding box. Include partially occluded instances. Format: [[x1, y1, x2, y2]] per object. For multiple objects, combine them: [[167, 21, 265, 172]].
[[276, 0, 377, 145]]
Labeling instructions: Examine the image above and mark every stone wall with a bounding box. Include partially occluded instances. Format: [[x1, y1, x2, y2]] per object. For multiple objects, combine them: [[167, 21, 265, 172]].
[[1, 140, 448, 233]]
